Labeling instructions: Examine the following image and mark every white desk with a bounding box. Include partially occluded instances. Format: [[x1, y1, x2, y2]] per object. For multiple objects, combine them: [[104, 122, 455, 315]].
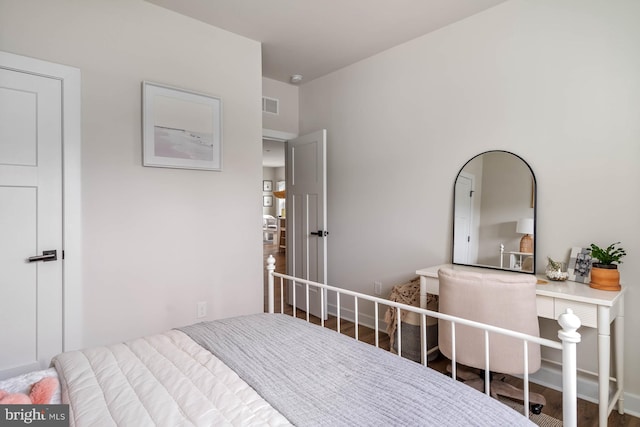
[[416, 264, 626, 427]]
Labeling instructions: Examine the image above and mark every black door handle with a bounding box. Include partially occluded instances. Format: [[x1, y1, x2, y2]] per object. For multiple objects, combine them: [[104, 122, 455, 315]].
[[310, 230, 329, 237], [28, 250, 57, 263]]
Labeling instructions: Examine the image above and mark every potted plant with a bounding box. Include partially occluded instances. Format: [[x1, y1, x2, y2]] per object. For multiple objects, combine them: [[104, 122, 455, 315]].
[[588, 242, 626, 291]]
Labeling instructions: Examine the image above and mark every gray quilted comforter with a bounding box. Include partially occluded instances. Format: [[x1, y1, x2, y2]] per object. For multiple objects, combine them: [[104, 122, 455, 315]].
[[179, 313, 533, 427]]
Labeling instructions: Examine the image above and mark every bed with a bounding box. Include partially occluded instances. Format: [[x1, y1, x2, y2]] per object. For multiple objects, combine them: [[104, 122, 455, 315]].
[[0, 257, 581, 426]]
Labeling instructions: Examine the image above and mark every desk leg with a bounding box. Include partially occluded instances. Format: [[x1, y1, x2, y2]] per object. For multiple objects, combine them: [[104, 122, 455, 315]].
[[615, 301, 625, 414], [597, 306, 611, 427]]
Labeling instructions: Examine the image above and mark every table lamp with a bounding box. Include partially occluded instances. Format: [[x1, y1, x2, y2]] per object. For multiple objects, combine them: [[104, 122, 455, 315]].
[[516, 218, 534, 253]]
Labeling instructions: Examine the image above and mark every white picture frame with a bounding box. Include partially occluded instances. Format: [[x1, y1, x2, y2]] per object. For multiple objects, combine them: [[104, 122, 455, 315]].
[[567, 246, 593, 283], [142, 81, 222, 171]]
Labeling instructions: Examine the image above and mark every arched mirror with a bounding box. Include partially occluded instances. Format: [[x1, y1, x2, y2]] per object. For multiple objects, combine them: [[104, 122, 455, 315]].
[[452, 151, 536, 273]]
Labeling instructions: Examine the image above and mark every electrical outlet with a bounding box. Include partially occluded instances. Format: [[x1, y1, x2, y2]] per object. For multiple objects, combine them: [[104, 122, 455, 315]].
[[374, 281, 382, 296], [197, 301, 207, 318]]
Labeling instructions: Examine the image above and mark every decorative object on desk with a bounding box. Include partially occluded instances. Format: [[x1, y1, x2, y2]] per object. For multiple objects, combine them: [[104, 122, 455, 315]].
[[263, 180, 273, 192], [588, 242, 626, 291], [567, 247, 593, 283], [516, 218, 534, 253], [546, 257, 568, 281]]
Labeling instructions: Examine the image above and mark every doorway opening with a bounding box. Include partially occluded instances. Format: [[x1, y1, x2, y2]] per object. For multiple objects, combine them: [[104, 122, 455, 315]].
[[262, 137, 286, 312], [261, 129, 328, 320]]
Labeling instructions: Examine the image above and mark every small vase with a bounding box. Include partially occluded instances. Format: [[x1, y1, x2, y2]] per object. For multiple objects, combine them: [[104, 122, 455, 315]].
[[545, 261, 568, 281]]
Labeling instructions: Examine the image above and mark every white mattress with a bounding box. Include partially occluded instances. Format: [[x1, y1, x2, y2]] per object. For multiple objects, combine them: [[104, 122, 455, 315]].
[[51, 329, 291, 427]]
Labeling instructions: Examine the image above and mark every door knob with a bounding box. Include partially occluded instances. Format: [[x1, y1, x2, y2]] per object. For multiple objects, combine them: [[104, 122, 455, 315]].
[[27, 250, 57, 262]]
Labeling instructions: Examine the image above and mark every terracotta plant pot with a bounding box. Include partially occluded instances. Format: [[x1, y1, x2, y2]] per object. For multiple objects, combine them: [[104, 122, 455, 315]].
[[590, 264, 621, 291]]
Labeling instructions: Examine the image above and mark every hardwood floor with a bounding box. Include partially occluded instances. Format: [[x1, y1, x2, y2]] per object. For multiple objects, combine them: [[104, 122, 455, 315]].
[[262, 242, 638, 426]]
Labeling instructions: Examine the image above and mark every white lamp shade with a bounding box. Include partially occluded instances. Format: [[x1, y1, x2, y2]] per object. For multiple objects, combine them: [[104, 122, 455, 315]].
[[516, 218, 534, 235]]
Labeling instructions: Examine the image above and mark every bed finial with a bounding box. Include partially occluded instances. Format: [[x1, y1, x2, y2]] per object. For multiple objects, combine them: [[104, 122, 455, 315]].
[[558, 309, 581, 338], [557, 308, 581, 427]]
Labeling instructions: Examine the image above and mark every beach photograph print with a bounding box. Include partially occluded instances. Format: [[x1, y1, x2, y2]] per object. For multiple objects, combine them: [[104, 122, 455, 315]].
[[143, 82, 222, 171]]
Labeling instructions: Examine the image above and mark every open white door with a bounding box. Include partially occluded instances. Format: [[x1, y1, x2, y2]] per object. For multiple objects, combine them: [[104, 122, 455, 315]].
[[286, 130, 327, 319], [0, 62, 63, 379]]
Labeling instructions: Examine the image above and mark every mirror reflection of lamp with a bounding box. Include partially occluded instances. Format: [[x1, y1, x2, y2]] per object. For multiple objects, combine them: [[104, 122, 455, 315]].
[[516, 218, 534, 253]]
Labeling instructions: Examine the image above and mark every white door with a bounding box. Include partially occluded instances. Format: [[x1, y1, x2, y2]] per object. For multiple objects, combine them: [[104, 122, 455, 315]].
[[286, 130, 327, 319], [453, 172, 474, 264], [0, 67, 63, 379]]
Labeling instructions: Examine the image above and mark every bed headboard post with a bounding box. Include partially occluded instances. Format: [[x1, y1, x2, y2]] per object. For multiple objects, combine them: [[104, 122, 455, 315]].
[[557, 308, 581, 427], [267, 255, 276, 314]]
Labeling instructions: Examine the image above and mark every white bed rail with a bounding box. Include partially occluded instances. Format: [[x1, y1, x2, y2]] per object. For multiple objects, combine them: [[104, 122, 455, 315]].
[[266, 255, 581, 426]]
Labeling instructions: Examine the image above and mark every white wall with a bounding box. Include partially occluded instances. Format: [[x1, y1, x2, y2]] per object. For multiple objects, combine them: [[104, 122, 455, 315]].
[[262, 77, 299, 135], [300, 0, 640, 405], [0, 0, 264, 347]]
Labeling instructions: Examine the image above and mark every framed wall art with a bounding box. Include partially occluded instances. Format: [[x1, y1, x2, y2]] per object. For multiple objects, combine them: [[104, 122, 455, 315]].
[[263, 180, 273, 191], [142, 81, 222, 171], [567, 246, 593, 283], [263, 195, 273, 207]]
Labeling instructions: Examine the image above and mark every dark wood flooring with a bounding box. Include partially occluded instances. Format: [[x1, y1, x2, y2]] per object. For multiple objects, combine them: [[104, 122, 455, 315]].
[[263, 242, 638, 426]]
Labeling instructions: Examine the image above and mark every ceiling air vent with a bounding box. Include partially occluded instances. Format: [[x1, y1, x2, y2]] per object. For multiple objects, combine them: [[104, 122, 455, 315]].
[[262, 96, 279, 115]]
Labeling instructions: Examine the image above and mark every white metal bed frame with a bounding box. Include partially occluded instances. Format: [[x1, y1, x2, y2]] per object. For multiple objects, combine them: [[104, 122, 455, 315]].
[[266, 255, 582, 426]]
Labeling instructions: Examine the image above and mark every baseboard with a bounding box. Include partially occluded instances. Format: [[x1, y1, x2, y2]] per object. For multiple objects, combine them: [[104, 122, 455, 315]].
[[531, 361, 640, 418], [327, 303, 380, 331]]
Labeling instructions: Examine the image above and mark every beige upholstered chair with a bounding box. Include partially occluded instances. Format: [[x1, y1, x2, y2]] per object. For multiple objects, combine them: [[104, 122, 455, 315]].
[[437, 267, 546, 413]]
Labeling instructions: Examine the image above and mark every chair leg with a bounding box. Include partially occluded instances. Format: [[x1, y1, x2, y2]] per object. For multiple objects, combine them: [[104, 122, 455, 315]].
[[446, 364, 481, 381], [490, 378, 546, 406], [449, 366, 546, 412], [463, 378, 486, 394], [445, 364, 545, 412]]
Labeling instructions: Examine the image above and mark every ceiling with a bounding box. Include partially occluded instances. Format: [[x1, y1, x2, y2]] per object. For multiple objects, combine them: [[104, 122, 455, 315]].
[[147, 0, 508, 168], [147, 0, 507, 84], [262, 139, 286, 168]]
